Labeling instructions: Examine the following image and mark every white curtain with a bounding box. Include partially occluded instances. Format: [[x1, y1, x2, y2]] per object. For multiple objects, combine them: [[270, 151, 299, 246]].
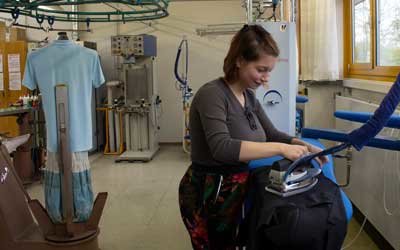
[[300, 0, 340, 81]]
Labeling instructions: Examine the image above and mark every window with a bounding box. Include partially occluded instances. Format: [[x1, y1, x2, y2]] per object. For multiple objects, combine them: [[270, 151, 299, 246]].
[[344, 0, 400, 81]]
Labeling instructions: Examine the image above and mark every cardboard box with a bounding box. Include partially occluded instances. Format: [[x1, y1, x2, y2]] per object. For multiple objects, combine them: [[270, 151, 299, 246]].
[[9, 27, 27, 41]]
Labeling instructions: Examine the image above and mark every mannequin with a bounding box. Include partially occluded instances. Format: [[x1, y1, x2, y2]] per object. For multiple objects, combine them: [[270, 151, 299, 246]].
[[23, 32, 105, 223]]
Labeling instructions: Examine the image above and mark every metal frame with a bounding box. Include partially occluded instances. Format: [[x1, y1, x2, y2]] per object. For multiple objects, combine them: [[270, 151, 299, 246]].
[[196, 0, 297, 37], [0, 0, 169, 23]]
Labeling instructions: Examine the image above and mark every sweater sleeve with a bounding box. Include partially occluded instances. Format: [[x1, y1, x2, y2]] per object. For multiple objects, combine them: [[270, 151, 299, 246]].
[[254, 100, 294, 144], [195, 87, 242, 164]]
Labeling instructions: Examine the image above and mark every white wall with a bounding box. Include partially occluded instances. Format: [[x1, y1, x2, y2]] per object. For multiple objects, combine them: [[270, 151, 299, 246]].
[[79, 1, 246, 142]]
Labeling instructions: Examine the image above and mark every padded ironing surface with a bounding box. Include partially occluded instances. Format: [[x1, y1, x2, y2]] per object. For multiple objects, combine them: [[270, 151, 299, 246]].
[[302, 127, 400, 151], [335, 110, 400, 129], [248, 138, 353, 221], [296, 95, 309, 104]]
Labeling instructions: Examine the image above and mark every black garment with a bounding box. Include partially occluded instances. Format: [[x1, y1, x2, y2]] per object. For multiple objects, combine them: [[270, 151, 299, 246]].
[[243, 167, 348, 250]]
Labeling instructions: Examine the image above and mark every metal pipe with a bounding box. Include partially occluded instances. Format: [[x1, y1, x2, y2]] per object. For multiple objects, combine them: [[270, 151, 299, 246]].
[[247, 0, 252, 23], [72, 1, 79, 40], [291, 0, 296, 22], [49, 27, 91, 32], [115, 112, 120, 153], [107, 86, 115, 152], [12, 23, 45, 30]]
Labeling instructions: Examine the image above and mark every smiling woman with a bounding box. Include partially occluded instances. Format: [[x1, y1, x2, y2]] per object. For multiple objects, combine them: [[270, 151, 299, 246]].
[[223, 24, 279, 85], [178, 24, 327, 250]]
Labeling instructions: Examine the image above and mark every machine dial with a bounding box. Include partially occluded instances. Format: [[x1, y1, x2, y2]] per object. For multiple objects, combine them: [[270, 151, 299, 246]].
[[263, 90, 283, 106]]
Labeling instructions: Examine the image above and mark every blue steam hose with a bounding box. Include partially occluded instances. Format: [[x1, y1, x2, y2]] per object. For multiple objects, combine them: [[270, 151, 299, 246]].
[[174, 39, 188, 87], [348, 73, 400, 150], [174, 38, 193, 148], [286, 73, 400, 180]]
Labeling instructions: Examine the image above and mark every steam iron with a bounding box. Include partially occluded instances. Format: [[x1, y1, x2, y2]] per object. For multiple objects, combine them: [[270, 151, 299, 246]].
[[265, 143, 351, 197], [265, 158, 321, 197]]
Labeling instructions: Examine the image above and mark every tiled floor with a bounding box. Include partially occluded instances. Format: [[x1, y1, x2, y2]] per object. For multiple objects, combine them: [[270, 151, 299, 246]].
[[27, 144, 380, 250]]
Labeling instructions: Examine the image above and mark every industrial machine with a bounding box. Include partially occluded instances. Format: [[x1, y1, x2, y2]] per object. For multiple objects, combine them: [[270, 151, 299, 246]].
[[110, 34, 161, 162], [255, 21, 298, 136]]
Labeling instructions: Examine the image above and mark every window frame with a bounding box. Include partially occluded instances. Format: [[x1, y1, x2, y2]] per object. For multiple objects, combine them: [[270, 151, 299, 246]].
[[344, 0, 400, 82]]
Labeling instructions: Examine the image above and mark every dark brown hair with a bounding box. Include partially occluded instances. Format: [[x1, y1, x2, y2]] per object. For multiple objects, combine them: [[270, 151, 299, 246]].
[[223, 24, 280, 83]]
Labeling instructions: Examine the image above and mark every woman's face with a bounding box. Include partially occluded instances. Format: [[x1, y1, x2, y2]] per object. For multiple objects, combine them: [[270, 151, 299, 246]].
[[236, 53, 278, 90]]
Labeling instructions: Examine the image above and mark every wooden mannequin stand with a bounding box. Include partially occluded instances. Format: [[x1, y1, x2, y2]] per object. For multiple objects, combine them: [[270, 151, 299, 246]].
[[0, 85, 108, 250]]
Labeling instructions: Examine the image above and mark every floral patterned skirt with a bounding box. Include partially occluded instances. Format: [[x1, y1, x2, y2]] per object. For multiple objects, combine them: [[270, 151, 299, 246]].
[[178, 164, 249, 250]]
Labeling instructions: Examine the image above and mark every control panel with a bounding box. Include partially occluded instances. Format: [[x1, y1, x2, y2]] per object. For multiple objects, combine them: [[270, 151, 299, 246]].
[[111, 34, 157, 57]]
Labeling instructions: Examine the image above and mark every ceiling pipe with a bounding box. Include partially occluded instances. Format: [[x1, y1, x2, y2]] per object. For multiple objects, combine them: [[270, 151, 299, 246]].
[[71, 3, 79, 40]]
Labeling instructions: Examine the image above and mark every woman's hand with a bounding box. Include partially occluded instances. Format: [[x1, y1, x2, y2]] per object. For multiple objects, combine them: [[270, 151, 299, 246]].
[[306, 144, 329, 167], [280, 144, 309, 161], [290, 138, 329, 167]]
